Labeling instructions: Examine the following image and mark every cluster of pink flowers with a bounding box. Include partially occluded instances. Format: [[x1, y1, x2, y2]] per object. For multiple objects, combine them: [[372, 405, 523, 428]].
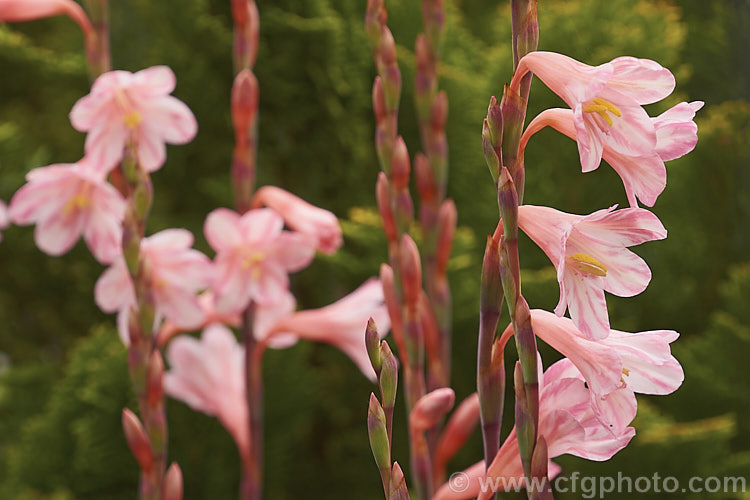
[[434, 52, 696, 498], [4, 63, 390, 459]]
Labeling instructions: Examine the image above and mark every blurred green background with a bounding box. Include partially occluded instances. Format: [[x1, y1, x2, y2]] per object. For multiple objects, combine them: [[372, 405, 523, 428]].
[[1, 0, 749, 498]]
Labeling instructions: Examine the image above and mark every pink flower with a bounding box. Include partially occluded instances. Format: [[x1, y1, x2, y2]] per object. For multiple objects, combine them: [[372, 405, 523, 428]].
[[511, 52, 675, 172], [0, 0, 93, 38], [261, 279, 391, 380], [163, 324, 250, 460], [530, 309, 683, 432], [435, 358, 634, 500], [0, 200, 9, 242], [95, 229, 212, 343], [250, 186, 343, 255], [70, 66, 198, 173], [8, 158, 125, 264], [204, 207, 316, 313], [518, 204, 666, 340], [521, 101, 703, 207]]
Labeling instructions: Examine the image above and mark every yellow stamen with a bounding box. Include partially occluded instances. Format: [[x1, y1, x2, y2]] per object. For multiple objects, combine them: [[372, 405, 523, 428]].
[[123, 111, 142, 129], [63, 193, 91, 216], [241, 251, 265, 273], [583, 97, 622, 127], [622, 367, 631, 377], [567, 253, 608, 277]]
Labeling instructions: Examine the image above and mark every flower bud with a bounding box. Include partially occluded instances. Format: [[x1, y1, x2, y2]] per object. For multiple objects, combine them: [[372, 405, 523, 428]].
[[368, 393, 390, 472], [231, 70, 259, 142], [163, 462, 184, 500], [399, 235, 422, 307], [380, 264, 406, 361], [379, 341, 399, 410], [487, 96, 503, 148], [482, 119, 501, 184], [435, 199, 456, 278], [390, 462, 410, 500], [122, 408, 153, 473], [376, 173, 398, 245], [147, 350, 164, 407], [410, 387, 455, 432], [372, 76, 387, 124], [366, 318, 382, 375], [391, 137, 411, 191]]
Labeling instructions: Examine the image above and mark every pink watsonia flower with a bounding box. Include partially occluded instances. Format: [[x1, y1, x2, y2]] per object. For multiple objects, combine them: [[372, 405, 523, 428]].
[[204, 207, 316, 314], [94, 229, 212, 343], [434, 358, 635, 500], [0, 0, 94, 38], [510, 52, 675, 172], [260, 279, 391, 380], [250, 186, 343, 255], [163, 324, 250, 461], [518, 204, 667, 340], [69, 66, 198, 173], [8, 158, 125, 264], [520, 101, 703, 207], [530, 309, 683, 433], [0, 200, 9, 242]]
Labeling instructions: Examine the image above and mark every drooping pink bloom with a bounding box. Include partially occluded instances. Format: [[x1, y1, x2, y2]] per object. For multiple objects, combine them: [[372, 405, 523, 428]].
[[410, 388, 455, 432], [260, 279, 391, 380], [0, 0, 93, 37], [434, 359, 634, 500], [250, 186, 343, 254], [530, 309, 683, 432], [521, 101, 703, 207], [8, 158, 125, 264], [0, 200, 9, 242], [94, 229, 212, 343], [163, 324, 250, 460], [69, 66, 198, 173], [204, 207, 316, 313], [518, 204, 667, 340], [511, 52, 675, 172]]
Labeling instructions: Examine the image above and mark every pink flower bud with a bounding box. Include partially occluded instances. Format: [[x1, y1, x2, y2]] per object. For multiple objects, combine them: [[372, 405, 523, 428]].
[[231, 69, 259, 142], [435, 199, 456, 278], [121, 408, 153, 473], [434, 393, 480, 476], [380, 264, 406, 362], [163, 462, 184, 500], [410, 387, 455, 432], [376, 173, 398, 245], [390, 137, 411, 191], [414, 153, 435, 202], [399, 235, 422, 307], [147, 351, 164, 407], [372, 77, 387, 123]]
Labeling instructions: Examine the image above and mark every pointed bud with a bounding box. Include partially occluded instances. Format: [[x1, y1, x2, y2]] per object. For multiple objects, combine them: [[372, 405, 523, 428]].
[[422, 0, 445, 51], [480, 233, 503, 317], [365, 0, 386, 51], [390, 462, 411, 500], [514, 361, 534, 474], [372, 76, 387, 124], [368, 393, 391, 472], [434, 393, 480, 474], [435, 199, 456, 278], [147, 350, 164, 407], [511, 0, 539, 64], [376, 173, 398, 244], [246, 1, 260, 68], [414, 153, 435, 203], [418, 291, 441, 368], [400, 235, 422, 307], [500, 84, 527, 183], [414, 34, 435, 121], [163, 462, 184, 500], [531, 434, 549, 487], [497, 166, 519, 242], [231, 70, 259, 142], [366, 318, 382, 375], [410, 387, 455, 432], [231, 0, 248, 28], [482, 119, 501, 184], [431, 91, 448, 132], [391, 137, 411, 190], [379, 29, 401, 111], [122, 408, 153, 473], [380, 264, 406, 362], [379, 341, 399, 410], [487, 96, 503, 148]]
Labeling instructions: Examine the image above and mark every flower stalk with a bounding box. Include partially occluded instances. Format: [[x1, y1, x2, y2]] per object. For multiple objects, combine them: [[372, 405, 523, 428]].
[[82, 0, 110, 78]]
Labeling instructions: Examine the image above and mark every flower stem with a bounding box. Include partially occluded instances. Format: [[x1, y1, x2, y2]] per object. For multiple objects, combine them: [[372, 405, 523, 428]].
[[241, 303, 263, 500], [82, 0, 110, 78]]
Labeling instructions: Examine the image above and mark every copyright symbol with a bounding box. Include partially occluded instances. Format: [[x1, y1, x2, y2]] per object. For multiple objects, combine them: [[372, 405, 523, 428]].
[[449, 472, 470, 493]]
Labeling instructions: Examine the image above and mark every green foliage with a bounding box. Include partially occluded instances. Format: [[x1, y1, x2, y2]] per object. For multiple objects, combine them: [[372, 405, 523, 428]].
[[0, 0, 748, 498]]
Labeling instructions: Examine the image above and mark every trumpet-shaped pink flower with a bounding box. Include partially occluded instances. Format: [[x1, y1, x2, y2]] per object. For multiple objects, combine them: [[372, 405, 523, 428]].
[[530, 309, 683, 432], [70, 66, 198, 173], [0, 200, 9, 242], [261, 279, 391, 380], [8, 159, 125, 264], [163, 324, 250, 460], [250, 186, 343, 254], [511, 52, 675, 172], [204, 207, 316, 313], [435, 358, 634, 500], [521, 101, 703, 207], [0, 0, 93, 37], [518, 204, 667, 340], [95, 229, 212, 342]]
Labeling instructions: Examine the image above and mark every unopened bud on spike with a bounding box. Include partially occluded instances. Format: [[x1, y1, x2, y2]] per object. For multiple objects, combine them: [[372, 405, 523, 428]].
[[368, 393, 391, 473], [122, 408, 153, 473], [410, 388, 455, 432], [147, 351, 164, 407], [163, 462, 184, 500], [434, 393, 480, 473], [414, 153, 435, 202], [376, 173, 397, 244], [372, 77, 387, 123], [487, 96, 503, 148], [497, 166, 518, 231], [390, 462, 411, 500], [436, 199, 456, 278], [391, 137, 411, 190], [366, 318, 382, 375], [231, 70, 259, 142], [400, 235, 422, 307], [531, 434, 549, 487], [231, 0, 248, 27], [482, 119, 500, 184], [379, 341, 399, 410], [380, 264, 406, 360], [365, 0, 385, 50], [432, 91, 448, 131]]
